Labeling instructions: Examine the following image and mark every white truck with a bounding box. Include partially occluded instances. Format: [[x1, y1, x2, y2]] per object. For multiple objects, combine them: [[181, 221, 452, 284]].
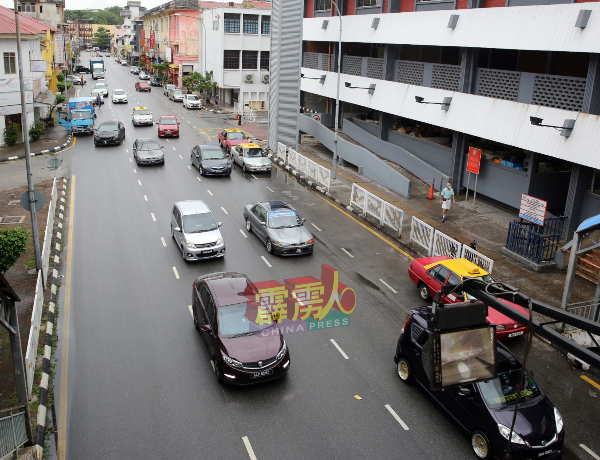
[[90, 59, 105, 80]]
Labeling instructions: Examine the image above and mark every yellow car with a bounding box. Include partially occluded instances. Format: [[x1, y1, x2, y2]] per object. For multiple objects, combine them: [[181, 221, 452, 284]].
[[231, 143, 273, 173], [131, 106, 153, 126], [218, 128, 250, 153]]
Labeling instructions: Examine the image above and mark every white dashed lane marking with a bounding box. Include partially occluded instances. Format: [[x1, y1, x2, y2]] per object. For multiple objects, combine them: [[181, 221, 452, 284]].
[[267, 187, 274, 192], [188, 305, 193, 317], [197, 177, 201, 182], [341, 248, 354, 258], [239, 229, 247, 238], [261, 256, 272, 268], [144, 195, 148, 201], [330, 339, 349, 359], [133, 169, 137, 174], [138, 180, 142, 185], [172, 267, 180, 279], [380, 279, 398, 294], [311, 223, 322, 232], [179, 155, 183, 159], [207, 190, 213, 196], [242, 437, 257, 460], [161, 237, 166, 247], [384, 404, 410, 431], [221, 207, 228, 214], [151, 213, 156, 221], [251, 174, 258, 179]]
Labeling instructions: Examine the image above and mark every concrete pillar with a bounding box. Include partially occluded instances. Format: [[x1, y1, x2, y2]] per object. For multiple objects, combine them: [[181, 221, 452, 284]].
[[562, 231, 580, 309], [378, 113, 393, 142], [583, 54, 600, 116], [377, 44, 399, 142], [564, 164, 593, 239]]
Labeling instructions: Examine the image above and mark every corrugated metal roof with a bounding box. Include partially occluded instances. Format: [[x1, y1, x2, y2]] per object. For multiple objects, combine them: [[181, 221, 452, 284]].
[[0, 5, 57, 35]]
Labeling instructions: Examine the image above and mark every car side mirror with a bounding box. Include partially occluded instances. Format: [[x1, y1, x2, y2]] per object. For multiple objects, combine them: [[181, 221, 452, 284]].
[[160, 145, 164, 149], [200, 324, 212, 333], [260, 222, 266, 227], [301, 218, 306, 223], [458, 387, 472, 397], [173, 226, 181, 232], [218, 222, 222, 227]]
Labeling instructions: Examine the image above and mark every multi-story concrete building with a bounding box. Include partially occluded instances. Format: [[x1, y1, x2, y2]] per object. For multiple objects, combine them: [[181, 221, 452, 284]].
[[203, 3, 272, 109], [17, 0, 64, 29], [120, 0, 146, 54], [63, 22, 93, 47], [269, 0, 600, 237]]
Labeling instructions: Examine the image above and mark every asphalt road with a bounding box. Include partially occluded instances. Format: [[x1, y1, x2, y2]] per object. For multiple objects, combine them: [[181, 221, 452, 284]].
[[52, 55, 600, 460]]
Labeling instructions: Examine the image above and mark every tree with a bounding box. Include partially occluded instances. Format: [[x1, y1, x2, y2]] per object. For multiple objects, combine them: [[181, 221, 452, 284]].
[[93, 26, 113, 50], [64, 8, 123, 25], [0, 228, 28, 274], [151, 62, 170, 80], [181, 71, 218, 95]]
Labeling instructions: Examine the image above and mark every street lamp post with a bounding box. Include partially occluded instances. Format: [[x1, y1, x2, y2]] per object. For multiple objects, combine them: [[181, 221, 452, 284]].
[[330, 0, 342, 180]]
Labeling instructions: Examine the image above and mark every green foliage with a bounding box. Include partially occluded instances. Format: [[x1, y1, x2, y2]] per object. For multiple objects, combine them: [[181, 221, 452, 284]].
[[29, 120, 47, 140], [56, 82, 73, 92], [64, 8, 123, 25], [151, 62, 170, 79], [181, 71, 218, 94], [0, 227, 29, 274], [166, 78, 173, 84], [56, 73, 65, 82], [55, 94, 66, 104], [93, 26, 113, 49], [242, 2, 256, 7], [2, 124, 20, 145]]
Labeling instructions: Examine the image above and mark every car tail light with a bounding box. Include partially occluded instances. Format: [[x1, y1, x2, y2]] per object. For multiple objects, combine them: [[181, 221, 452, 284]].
[[401, 318, 410, 334]]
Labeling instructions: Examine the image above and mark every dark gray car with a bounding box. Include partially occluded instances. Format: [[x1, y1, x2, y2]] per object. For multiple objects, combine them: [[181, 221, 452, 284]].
[[243, 201, 314, 255], [190, 145, 232, 176], [133, 138, 164, 165]]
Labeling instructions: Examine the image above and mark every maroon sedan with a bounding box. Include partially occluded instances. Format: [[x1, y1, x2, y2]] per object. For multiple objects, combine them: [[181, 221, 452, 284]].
[[156, 115, 179, 137], [135, 81, 151, 92], [192, 272, 290, 385]]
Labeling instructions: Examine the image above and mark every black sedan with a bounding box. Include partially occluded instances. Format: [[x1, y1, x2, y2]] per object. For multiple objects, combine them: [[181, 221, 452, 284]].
[[150, 77, 162, 87], [190, 145, 232, 176], [75, 65, 90, 73], [394, 307, 565, 460], [94, 121, 125, 146], [133, 138, 164, 165]]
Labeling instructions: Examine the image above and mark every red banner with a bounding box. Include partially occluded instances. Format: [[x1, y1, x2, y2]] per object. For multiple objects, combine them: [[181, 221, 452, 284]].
[[467, 147, 482, 175], [149, 30, 155, 50]]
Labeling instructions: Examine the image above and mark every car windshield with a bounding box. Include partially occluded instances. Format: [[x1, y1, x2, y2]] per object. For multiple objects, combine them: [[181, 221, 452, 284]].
[[478, 367, 542, 410], [244, 148, 265, 158], [228, 132, 246, 140], [99, 124, 117, 132], [160, 118, 177, 125], [94, 84, 106, 89], [268, 210, 301, 229], [72, 111, 91, 120], [183, 212, 217, 233], [187, 95, 199, 100], [113, 90, 125, 95], [217, 302, 274, 337], [138, 142, 160, 151], [173, 90, 183, 94], [135, 109, 151, 115], [202, 149, 226, 160]]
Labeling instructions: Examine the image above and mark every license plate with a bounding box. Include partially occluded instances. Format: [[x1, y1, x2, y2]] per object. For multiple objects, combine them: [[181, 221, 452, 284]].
[[201, 250, 213, 254], [539, 450, 554, 457], [296, 249, 301, 253], [252, 369, 273, 379], [508, 331, 524, 338], [215, 170, 222, 173]]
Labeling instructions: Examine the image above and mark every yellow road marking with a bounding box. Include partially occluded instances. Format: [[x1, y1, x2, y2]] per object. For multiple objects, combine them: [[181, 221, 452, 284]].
[[58, 175, 75, 460], [581, 375, 600, 391]]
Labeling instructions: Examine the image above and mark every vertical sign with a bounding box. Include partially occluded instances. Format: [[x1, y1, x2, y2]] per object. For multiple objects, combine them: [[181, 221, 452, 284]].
[[519, 194, 548, 226], [150, 30, 155, 50], [54, 34, 64, 64], [466, 147, 482, 175]]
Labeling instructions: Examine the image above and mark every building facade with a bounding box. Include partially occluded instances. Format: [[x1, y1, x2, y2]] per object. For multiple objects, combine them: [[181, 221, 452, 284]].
[[120, 0, 146, 58], [269, 0, 600, 237], [17, 0, 64, 29]]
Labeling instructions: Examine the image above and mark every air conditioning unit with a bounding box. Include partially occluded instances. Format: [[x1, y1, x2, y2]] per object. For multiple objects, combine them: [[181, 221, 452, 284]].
[[262, 74, 269, 84], [245, 73, 254, 83]]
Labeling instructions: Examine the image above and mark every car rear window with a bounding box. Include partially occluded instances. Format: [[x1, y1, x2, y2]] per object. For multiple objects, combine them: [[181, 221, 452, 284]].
[[135, 109, 150, 115], [209, 277, 256, 307], [228, 132, 246, 140], [160, 118, 177, 125]]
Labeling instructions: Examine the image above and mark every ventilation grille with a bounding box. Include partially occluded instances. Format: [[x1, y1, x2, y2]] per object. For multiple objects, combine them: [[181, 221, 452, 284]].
[[532, 75, 586, 111], [431, 64, 461, 92], [342, 56, 362, 76], [303, 52, 318, 69], [366, 58, 384, 79], [320, 55, 330, 72], [396, 60, 424, 86], [477, 69, 520, 101]]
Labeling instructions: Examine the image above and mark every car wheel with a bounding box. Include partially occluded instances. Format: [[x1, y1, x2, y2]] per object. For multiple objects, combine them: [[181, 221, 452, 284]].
[[397, 357, 412, 383], [266, 239, 273, 254], [192, 307, 200, 331], [246, 219, 252, 233], [213, 357, 224, 383], [171, 225, 175, 239], [181, 244, 187, 261], [471, 431, 492, 460], [243, 163, 247, 173], [419, 283, 431, 301]]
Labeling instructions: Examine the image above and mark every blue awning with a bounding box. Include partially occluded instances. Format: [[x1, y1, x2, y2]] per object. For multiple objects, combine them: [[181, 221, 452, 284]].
[[577, 214, 600, 233]]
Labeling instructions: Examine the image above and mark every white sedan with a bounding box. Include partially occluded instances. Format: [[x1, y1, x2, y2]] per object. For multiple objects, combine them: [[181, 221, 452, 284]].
[[112, 89, 128, 104], [93, 83, 108, 98]]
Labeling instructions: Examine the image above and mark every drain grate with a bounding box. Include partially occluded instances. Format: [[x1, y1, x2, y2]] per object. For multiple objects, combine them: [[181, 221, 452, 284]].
[[0, 216, 26, 224]]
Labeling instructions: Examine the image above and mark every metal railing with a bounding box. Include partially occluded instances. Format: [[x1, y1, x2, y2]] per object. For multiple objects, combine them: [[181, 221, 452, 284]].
[[0, 407, 28, 458], [277, 142, 287, 163], [505, 216, 567, 264], [566, 300, 600, 323], [350, 184, 404, 235], [24, 271, 44, 397], [275, 143, 332, 192]]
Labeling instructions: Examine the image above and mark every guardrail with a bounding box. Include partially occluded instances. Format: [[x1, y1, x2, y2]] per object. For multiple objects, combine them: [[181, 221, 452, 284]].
[[351, 184, 404, 235], [274, 143, 332, 192], [0, 407, 28, 458], [41, 178, 58, 288], [566, 300, 600, 323], [24, 271, 44, 397], [410, 216, 494, 273], [277, 142, 287, 163]]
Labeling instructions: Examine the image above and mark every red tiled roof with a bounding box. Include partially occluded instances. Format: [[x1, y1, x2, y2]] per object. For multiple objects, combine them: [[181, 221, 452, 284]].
[[0, 5, 58, 35]]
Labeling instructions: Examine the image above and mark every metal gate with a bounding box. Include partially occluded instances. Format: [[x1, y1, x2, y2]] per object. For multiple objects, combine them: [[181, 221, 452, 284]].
[[505, 216, 567, 264]]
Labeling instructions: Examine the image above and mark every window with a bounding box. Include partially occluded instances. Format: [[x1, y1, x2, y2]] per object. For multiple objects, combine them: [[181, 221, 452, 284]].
[[56, 4, 59, 12], [243, 15, 258, 34], [223, 50, 240, 69], [39, 4, 42, 12], [224, 13, 240, 33], [315, 0, 331, 11], [357, 0, 380, 6], [3, 53, 16, 75], [260, 51, 270, 70], [242, 50, 258, 69], [261, 16, 270, 34]]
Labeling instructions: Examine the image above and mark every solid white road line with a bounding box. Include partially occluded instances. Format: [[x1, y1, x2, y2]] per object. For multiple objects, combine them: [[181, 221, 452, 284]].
[[172, 267, 180, 279], [144, 195, 148, 201], [138, 180, 142, 186], [311, 223, 322, 232], [380, 279, 398, 294], [188, 305, 193, 317], [261, 256, 272, 268], [239, 229, 247, 238], [267, 187, 274, 192], [330, 339, 349, 359], [197, 177, 201, 181], [242, 437, 257, 460], [207, 190, 213, 196], [251, 174, 258, 179], [341, 248, 354, 258], [133, 169, 137, 174], [161, 237, 167, 247], [221, 207, 228, 214], [151, 213, 156, 221], [580, 445, 600, 460], [384, 404, 410, 431]]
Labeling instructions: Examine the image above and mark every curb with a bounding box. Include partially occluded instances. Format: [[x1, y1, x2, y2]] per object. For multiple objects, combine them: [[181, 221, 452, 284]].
[[0, 133, 73, 163], [35, 177, 68, 458]]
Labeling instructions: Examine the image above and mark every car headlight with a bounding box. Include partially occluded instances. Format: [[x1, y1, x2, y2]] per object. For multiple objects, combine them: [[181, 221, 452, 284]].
[[498, 424, 528, 446], [306, 239, 315, 245], [276, 341, 287, 361], [221, 349, 243, 368], [497, 325, 506, 331], [112, 135, 119, 140], [554, 408, 563, 433], [216, 237, 223, 245], [274, 241, 289, 247], [185, 240, 195, 249]]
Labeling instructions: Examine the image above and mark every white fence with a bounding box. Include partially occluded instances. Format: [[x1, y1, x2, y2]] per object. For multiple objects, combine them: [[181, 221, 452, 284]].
[[409, 216, 494, 273], [351, 184, 404, 235], [24, 271, 44, 397], [41, 178, 58, 288], [275, 143, 331, 192]]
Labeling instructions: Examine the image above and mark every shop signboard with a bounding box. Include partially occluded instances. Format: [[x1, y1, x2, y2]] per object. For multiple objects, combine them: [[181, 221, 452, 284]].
[[149, 30, 155, 50], [54, 34, 64, 64], [467, 147, 482, 175], [30, 60, 48, 72]]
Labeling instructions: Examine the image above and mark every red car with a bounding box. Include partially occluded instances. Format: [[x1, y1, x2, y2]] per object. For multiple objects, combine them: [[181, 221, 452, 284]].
[[218, 128, 250, 154], [156, 115, 179, 137], [135, 81, 151, 92], [408, 256, 528, 340]]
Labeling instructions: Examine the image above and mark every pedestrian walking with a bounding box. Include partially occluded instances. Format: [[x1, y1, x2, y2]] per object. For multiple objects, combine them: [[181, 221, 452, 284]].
[[95, 94, 102, 110], [80, 75, 84, 85], [440, 182, 455, 222], [214, 93, 219, 109]]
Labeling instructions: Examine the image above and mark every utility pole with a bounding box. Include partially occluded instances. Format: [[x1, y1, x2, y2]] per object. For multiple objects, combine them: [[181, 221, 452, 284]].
[[13, 0, 42, 272]]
